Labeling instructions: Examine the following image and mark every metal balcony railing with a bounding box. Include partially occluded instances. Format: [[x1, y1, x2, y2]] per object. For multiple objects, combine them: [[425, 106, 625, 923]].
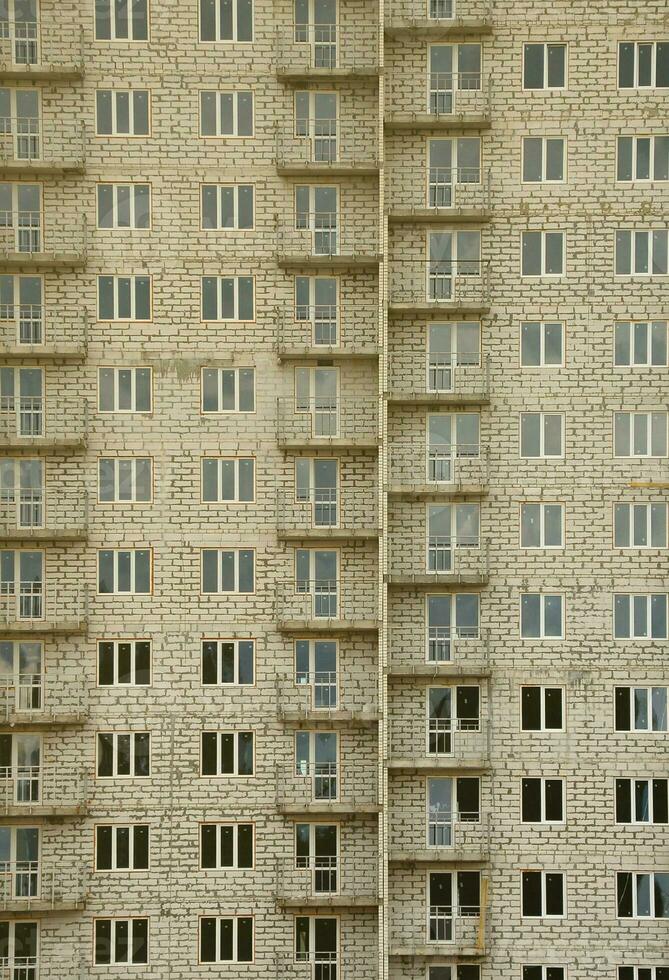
[[276, 487, 379, 536], [388, 446, 489, 490], [276, 118, 380, 170], [275, 25, 380, 74], [389, 719, 489, 764], [0, 20, 84, 73], [277, 761, 379, 811], [388, 352, 489, 400], [275, 854, 380, 903], [385, 0, 493, 23], [0, 304, 87, 351], [276, 213, 379, 261], [0, 119, 86, 168], [277, 397, 378, 444], [388, 167, 492, 212], [388, 536, 489, 580], [275, 578, 379, 626], [276, 301, 379, 353], [387, 73, 492, 120], [391, 904, 487, 952], [389, 260, 490, 307], [0, 860, 85, 909], [0, 489, 89, 537], [0, 764, 87, 813], [389, 627, 489, 673], [0, 673, 87, 721], [425, 810, 491, 852], [0, 18, 39, 66], [0, 398, 88, 445], [0, 211, 86, 258], [275, 951, 346, 980], [0, 584, 88, 629], [276, 673, 379, 719]]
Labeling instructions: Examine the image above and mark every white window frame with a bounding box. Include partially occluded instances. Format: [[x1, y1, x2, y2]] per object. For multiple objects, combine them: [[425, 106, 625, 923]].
[[201, 367, 255, 414], [98, 457, 153, 503], [198, 0, 254, 42], [618, 41, 669, 90], [614, 412, 668, 458], [201, 638, 256, 686], [614, 321, 668, 367], [520, 871, 566, 918], [93, 917, 149, 965], [96, 183, 151, 230], [95, 89, 150, 137], [200, 183, 255, 230], [201, 276, 255, 321], [201, 457, 256, 502], [199, 90, 254, 138], [520, 777, 565, 824], [519, 502, 564, 549], [519, 413, 564, 458], [97, 639, 152, 687], [614, 593, 668, 639], [615, 777, 669, 825], [613, 503, 667, 549], [97, 367, 152, 414], [520, 594, 564, 639], [520, 231, 565, 277], [200, 730, 255, 777], [522, 42, 568, 91], [617, 872, 669, 919], [520, 685, 566, 732], [94, 823, 150, 871], [615, 229, 669, 276], [201, 548, 255, 594], [97, 548, 152, 595], [615, 686, 669, 732], [94, 0, 149, 41], [617, 969, 668, 980], [616, 135, 669, 182], [199, 822, 255, 869], [96, 732, 151, 778], [96, 275, 152, 321], [523, 969, 566, 980], [199, 915, 254, 964], [519, 321, 565, 367], [521, 136, 566, 183]]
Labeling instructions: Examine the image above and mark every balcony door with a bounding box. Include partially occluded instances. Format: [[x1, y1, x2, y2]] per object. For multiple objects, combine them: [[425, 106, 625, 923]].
[[0, 639, 41, 712], [295, 457, 338, 527], [427, 322, 480, 392], [296, 185, 338, 255], [295, 915, 338, 980], [0, 367, 43, 437], [0, 458, 43, 529], [295, 275, 338, 346], [0, 550, 42, 620], [0, 88, 39, 161], [296, 548, 338, 618], [295, 91, 337, 163], [295, 367, 338, 437], [295, 731, 338, 800], [295, 639, 338, 708], [0, 733, 40, 803], [427, 413, 480, 483], [0, 0, 39, 65], [296, 822, 338, 893], [0, 825, 38, 897], [0, 183, 40, 252], [427, 231, 480, 300], [294, 0, 337, 68]]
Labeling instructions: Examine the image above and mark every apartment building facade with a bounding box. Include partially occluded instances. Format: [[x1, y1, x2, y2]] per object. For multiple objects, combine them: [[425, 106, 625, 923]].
[[0, 0, 665, 977]]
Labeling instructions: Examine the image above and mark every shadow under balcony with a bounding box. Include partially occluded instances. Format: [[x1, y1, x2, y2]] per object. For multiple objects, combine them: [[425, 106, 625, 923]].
[[0, 586, 89, 635], [387, 538, 489, 586], [0, 305, 87, 360], [277, 398, 379, 451], [275, 26, 381, 81], [0, 399, 88, 451], [387, 354, 489, 406], [0, 765, 88, 818], [388, 448, 489, 498], [275, 579, 380, 634], [276, 488, 379, 542], [276, 762, 380, 817], [387, 721, 490, 772], [0, 215, 87, 268], [274, 855, 381, 909], [385, 77, 492, 132], [0, 491, 89, 542], [0, 122, 86, 176], [276, 219, 381, 269], [276, 301, 380, 361], [387, 168, 492, 224], [388, 260, 490, 315], [0, 860, 86, 914], [385, 0, 493, 38], [389, 812, 491, 865], [0, 672, 87, 727], [0, 25, 84, 81], [276, 121, 380, 176], [275, 675, 380, 727]]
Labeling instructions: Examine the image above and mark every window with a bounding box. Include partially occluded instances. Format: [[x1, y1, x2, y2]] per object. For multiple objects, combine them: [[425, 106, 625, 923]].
[[94, 918, 148, 964], [97, 275, 151, 321], [201, 639, 255, 686], [520, 413, 563, 458], [426, 503, 479, 571], [427, 138, 481, 207], [200, 823, 254, 869], [98, 457, 152, 503], [618, 42, 669, 89], [614, 594, 668, 639], [427, 776, 480, 845], [0, 457, 44, 529], [95, 90, 150, 136], [295, 916, 338, 969], [199, 0, 253, 41], [520, 503, 564, 548], [618, 970, 669, 980], [95, 0, 149, 40], [523, 970, 566, 980], [295, 639, 338, 708], [0, 274, 43, 345], [0, 923, 38, 976], [0, 182, 41, 252], [520, 595, 563, 639], [615, 321, 668, 366], [97, 183, 150, 229], [426, 593, 479, 662], [617, 872, 669, 919], [295, 184, 338, 256], [295, 549, 338, 619], [521, 871, 565, 917], [98, 367, 152, 413], [614, 504, 667, 548], [616, 778, 668, 824], [98, 549, 151, 594], [0, 367, 42, 438], [523, 43, 567, 89], [0, 88, 40, 161], [614, 412, 668, 458], [201, 549, 254, 594], [616, 230, 668, 275], [294, 458, 338, 528], [201, 276, 254, 321], [201, 184, 254, 230], [428, 230, 481, 298], [0, 550, 43, 619], [428, 871, 481, 940], [429, 968, 481, 980], [201, 368, 255, 415], [0, 640, 42, 711], [617, 136, 669, 182], [522, 137, 566, 182], [295, 275, 338, 346], [295, 366, 339, 438], [200, 90, 253, 137], [295, 731, 338, 800], [201, 731, 254, 776], [427, 413, 480, 482], [428, 44, 481, 114], [95, 824, 149, 870], [615, 687, 668, 733], [426, 322, 481, 391], [521, 231, 565, 276], [294, 91, 338, 164], [521, 778, 564, 823], [202, 457, 254, 503], [0, 826, 38, 897], [96, 732, 150, 777], [97, 640, 151, 686], [520, 322, 564, 366], [294, 823, 338, 893], [521, 686, 565, 731], [427, 686, 480, 755]]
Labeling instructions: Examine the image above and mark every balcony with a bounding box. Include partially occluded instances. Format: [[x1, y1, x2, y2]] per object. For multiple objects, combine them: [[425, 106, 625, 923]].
[[276, 488, 379, 541], [387, 537, 490, 586], [277, 398, 378, 450], [0, 672, 87, 726], [0, 398, 88, 450], [387, 167, 492, 223], [385, 0, 494, 37], [275, 674, 380, 725], [0, 860, 86, 912], [388, 260, 490, 313], [387, 720, 490, 771], [389, 812, 491, 864], [276, 300, 379, 360], [276, 119, 380, 176], [0, 585, 89, 635], [275, 26, 380, 80], [276, 216, 381, 268], [388, 628, 490, 678], [0, 305, 87, 359], [0, 764, 88, 817], [385, 75, 492, 131], [0, 490, 89, 541], [388, 447, 489, 497], [274, 854, 380, 908], [390, 905, 488, 957], [0, 120, 86, 175], [387, 353, 489, 405], [0, 22, 84, 81], [276, 761, 380, 816], [276, 579, 379, 633], [0, 212, 86, 267]]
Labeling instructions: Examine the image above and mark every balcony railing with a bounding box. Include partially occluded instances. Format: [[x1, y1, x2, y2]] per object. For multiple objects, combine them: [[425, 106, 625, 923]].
[[275, 25, 380, 74], [387, 73, 491, 121], [276, 118, 380, 170], [0, 21, 84, 74], [0, 584, 88, 630], [276, 578, 379, 627], [388, 446, 489, 491], [389, 626, 489, 674], [0, 860, 85, 910], [276, 673, 379, 720], [0, 304, 87, 353], [388, 353, 489, 401], [0, 398, 88, 446], [276, 214, 379, 262], [0, 119, 86, 169], [276, 761, 379, 812], [388, 719, 489, 765], [276, 951, 346, 980], [388, 260, 490, 307], [388, 167, 492, 213], [388, 536, 489, 581], [391, 906, 487, 953], [277, 397, 378, 445], [426, 810, 491, 852], [0, 764, 87, 813], [0, 672, 87, 722], [385, 0, 493, 25], [0, 490, 89, 538], [276, 487, 379, 537], [277, 301, 379, 354], [275, 854, 380, 904], [0, 211, 86, 259]]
